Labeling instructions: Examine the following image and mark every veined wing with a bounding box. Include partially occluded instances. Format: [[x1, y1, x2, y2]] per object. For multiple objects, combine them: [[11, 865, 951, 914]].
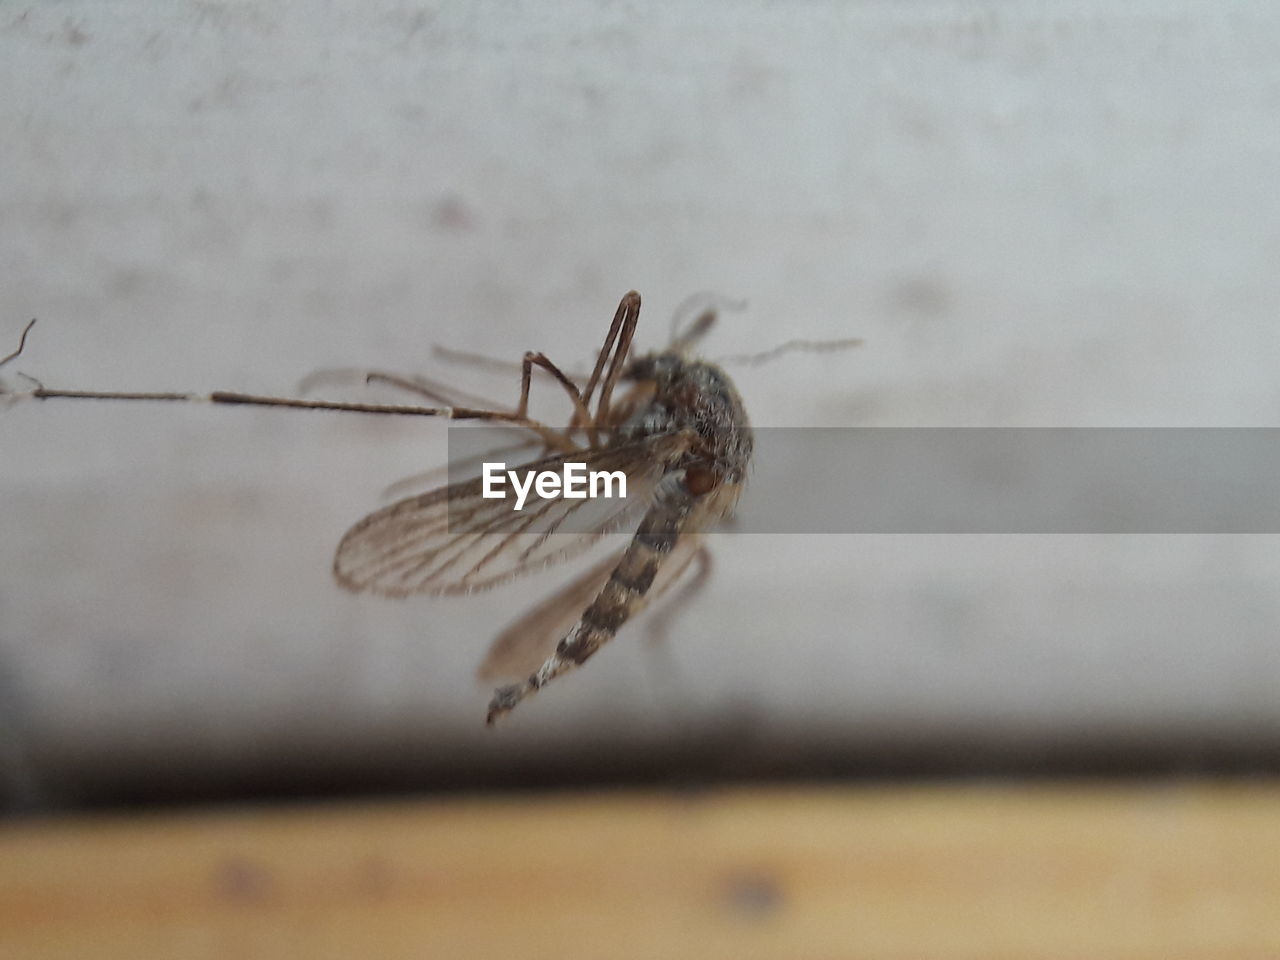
[[332, 431, 691, 597]]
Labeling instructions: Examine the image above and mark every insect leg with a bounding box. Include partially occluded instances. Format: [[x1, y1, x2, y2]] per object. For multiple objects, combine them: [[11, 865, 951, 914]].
[[445, 408, 581, 453], [293, 367, 506, 410], [517, 351, 596, 443], [581, 291, 641, 418], [433, 343, 588, 383], [362, 371, 505, 409], [594, 294, 641, 427]]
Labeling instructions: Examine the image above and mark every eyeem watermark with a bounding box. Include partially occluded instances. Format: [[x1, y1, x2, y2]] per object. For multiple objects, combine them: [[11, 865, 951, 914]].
[[482, 461, 627, 511], [456, 426, 1280, 533]]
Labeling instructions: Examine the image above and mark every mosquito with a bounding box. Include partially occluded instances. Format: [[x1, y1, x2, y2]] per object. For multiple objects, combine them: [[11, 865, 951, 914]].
[[330, 291, 757, 723], [3, 293, 860, 724]]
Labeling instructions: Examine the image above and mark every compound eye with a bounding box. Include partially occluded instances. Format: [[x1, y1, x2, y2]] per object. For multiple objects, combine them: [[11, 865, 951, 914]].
[[683, 467, 718, 496]]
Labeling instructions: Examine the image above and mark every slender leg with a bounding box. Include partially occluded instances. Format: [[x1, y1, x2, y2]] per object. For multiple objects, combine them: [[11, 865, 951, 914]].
[[446, 408, 580, 453], [518, 351, 597, 443], [581, 291, 640, 414], [363, 370, 503, 409], [433, 343, 587, 384], [594, 292, 641, 426]]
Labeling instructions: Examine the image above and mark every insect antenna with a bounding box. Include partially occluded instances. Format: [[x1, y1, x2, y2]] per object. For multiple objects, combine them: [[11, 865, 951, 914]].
[[667, 292, 749, 348], [1, 318, 37, 371], [715, 336, 864, 367]]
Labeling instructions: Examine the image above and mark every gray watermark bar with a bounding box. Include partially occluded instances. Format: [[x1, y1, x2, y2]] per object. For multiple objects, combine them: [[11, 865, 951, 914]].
[[448, 427, 1280, 534]]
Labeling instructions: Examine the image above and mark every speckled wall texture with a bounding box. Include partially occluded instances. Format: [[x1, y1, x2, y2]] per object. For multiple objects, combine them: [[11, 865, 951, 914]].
[[2, 2, 1279, 808]]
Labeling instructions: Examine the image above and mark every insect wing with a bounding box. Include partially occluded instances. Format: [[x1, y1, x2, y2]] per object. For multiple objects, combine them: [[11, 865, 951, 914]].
[[332, 432, 690, 597]]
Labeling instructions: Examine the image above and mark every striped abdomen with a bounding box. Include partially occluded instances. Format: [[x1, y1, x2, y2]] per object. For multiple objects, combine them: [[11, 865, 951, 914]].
[[485, 486, 694, 724]]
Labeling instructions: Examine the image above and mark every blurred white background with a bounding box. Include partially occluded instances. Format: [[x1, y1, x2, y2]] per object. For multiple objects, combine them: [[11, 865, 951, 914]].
[[2, 1, 1279, 808]]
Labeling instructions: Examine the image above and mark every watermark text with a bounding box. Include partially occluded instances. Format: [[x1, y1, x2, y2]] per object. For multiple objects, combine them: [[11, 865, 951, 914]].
[[482, 461, 627, 511]]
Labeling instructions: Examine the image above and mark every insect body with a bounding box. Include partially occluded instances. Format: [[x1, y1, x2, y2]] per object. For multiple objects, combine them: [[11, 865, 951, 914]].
[[487, 336, 753, 722], [331, 291, 752, 724]]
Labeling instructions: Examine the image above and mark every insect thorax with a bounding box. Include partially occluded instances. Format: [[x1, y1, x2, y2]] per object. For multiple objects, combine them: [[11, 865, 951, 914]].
[[621, 352, 753, 483]]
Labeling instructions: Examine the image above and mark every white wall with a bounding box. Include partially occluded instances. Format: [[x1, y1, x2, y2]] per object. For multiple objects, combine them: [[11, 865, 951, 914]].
[[3, 1, 1279, 806]]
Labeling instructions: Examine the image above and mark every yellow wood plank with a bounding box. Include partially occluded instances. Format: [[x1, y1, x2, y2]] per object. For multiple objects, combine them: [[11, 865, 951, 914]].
[[1, 784, 1277, 960]]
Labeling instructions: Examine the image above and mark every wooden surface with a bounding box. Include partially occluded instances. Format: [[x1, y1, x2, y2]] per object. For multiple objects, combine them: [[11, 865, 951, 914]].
[[2, 783, 1278, 960]]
